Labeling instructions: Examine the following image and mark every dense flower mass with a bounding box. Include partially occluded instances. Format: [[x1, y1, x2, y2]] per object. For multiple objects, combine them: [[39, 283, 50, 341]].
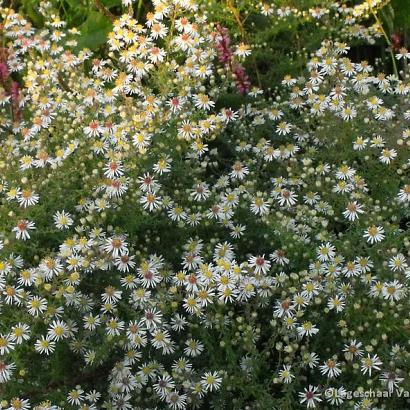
[[0, 0, 409, 409]]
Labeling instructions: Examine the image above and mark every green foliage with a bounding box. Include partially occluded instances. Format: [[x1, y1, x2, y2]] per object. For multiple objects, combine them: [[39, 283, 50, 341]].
[[390, 0, 410, 29], [21, 0, 45, 26], [76, 11, 113, 50], [0, 1, 409, 409]]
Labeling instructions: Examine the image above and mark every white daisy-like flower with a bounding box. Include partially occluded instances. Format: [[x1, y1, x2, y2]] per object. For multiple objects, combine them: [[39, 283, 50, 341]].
[[47, 320, 69, 341], [12, 220, 36, 240], [250, 196, 270, 216], [388, 254, 407, 272], [353, 136, 368, 150], [234, 43, 251, 57], [201, 371, 222, 391], [379, 148, 397, 164], [166, 391, 187, 409], [317, 242, 336, 262], [84, 120, 104, 137], [297, 321, 319, 338], [35, 336, 56, 355], [277, 189, 298, 206], [278, 365, 295, 384], [276, 121, 292, 135], [0, 333, 15, 355], [53, 210, 73, 230], [104, 236, 129, 258], [380, 371, 404, 393], [248, 255, 271, 274], [140, 192, 162, 211], [361, 354, 382, 376], [299, 385, 322, 408], [363, 225, 385, 244], [7, 398, 31, 410], [18, 189, 39, 208], [324, 387, 347, 405], [343, 201, 364, 221], [335, 165, 355, 180], [397, 184, 410, 203], [0, 360, 16, 383], [319, 358, 342, 378], [382, 280, 406, 301]]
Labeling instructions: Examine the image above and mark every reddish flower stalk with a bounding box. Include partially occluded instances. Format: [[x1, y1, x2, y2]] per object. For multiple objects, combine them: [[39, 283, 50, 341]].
[[0, 62, 9, 84], [391, 33, 402, 52], [0, 48, 22, 124], [215, 25, 251, 94], [215, 25, 233, 65], [11, 80, 22, 123], [233, 63, 251, 94]]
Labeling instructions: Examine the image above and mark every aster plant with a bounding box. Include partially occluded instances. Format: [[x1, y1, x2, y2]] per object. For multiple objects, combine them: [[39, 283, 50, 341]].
[[0, 0, 409, 409]]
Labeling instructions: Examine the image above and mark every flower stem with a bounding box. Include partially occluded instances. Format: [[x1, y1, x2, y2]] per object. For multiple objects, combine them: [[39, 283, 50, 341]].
[[371, 9, 399, 78]]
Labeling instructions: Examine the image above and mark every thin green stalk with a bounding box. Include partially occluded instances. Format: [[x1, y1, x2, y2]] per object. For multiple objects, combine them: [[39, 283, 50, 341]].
[[136, 0, 144, 20], [59, 0, 69, 20], [94, 0, 116, 21], [371, 9, 399, 78]]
